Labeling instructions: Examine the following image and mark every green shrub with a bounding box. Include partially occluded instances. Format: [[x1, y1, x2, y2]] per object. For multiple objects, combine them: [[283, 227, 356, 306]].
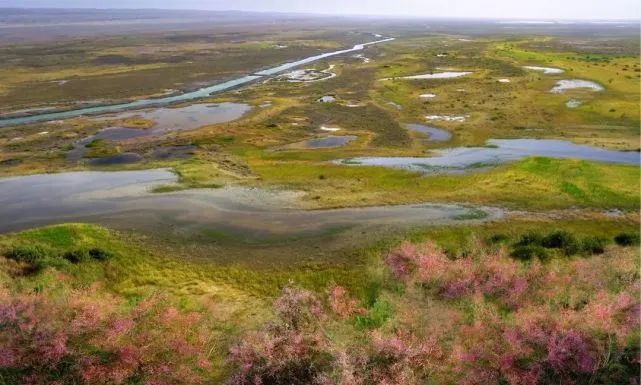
[[510, 245, 549, 261], [5, 244, 112, 270], [88, 247, 113, 261], [5, 245, 51, 264], [542, 230, 580, 256], [354, 299, 391, 330], [614, 232, 640, 246], [542, 230, 576, 248], [515, 231, 544, 247], [581, 236, 609, 255], [487, 233, 510, 244], [4, 244, 68, 271], [62, 249, 90, 264]]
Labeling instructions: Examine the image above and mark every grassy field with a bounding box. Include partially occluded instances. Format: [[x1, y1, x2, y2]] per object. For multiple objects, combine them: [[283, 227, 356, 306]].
[[245, 156, 640, 210]]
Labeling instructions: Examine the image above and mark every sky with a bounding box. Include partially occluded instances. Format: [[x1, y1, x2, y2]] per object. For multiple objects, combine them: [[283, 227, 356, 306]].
[[1, 0, 640, 20]]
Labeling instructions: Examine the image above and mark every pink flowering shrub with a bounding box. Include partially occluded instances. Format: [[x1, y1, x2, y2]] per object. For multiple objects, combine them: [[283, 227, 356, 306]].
[[229, 241, 640, 385], [384, 241, 640, 385], [3, 236, 638, 385], [228, 287, 444, 385], [227, 287, 332, 385], [363, 331, 442, 384], [328, 286, 366, 318], [0, 281, 213, 385], [274, 286, 324, 329]]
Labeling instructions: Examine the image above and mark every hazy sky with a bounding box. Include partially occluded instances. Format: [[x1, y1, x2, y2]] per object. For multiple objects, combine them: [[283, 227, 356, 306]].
[[1, 0, 640, 20]]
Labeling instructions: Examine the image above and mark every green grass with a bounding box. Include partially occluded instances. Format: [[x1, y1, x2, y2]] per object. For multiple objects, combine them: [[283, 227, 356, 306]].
[[248, 157, 640, 210], [3, 215, 636, 312]]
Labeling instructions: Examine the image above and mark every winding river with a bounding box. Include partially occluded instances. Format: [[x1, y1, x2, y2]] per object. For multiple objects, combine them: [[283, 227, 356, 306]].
[[0, 37, 394, 127]]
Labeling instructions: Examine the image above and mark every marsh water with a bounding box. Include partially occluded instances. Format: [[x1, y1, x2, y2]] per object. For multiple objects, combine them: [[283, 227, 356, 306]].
[[100, 102, 252, 133], [0, 37, 394, 127], [305, 136, 356, 148], [66, 103, 250, 163], [342, 139, 640, 173], [523, 66, 564, 74], [406, 124, 452, 141], [0, 169, 501, 239], [550, 79, 604, 93], [384, 71, 471, 80]]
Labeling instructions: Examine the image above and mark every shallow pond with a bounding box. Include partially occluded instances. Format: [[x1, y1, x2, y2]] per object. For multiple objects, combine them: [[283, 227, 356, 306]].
[[406, 124, 452, 142], [104, 102, 252, 133], [550, 79, 604, 93], [426, 115, 467, 122], [387, 101, 402, 110], [318, 95, 336, 103], [87, 153, 143, 166], [149, 145, 197, 160], [0, 169, 501, 238], [341, 139, 639, 173], [305, 136, 356, 148], [384, 71, 471, 80], [566, 99, 583, 108], [320, 125, 341, 132], [66, 103, 248, 162], [281, 65, 336, 82], [523, 66, 564, 74], [93, 127, 155, 141]]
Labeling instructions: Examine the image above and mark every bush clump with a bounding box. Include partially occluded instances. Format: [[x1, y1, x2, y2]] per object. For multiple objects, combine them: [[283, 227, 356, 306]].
[[0, 286, 213, 385], [614, 232, 640, 246], [541, 230, 580, 256], [87, 247, 113, 261], [5, 245, 52, 264], [510, 229, 616, 259], [5, 245, 113, 269], [515, 231, 544, 247], [62, 249, 90, 264], [581, 236, 609, 255], [510, 244, 549, 261]]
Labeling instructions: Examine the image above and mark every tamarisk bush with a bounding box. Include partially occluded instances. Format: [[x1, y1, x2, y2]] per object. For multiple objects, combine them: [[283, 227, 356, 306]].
[[0, 279, 213, 385]]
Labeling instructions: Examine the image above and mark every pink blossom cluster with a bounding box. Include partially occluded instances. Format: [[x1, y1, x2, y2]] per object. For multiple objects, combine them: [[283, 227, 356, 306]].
[[0, 281, 212, 385]]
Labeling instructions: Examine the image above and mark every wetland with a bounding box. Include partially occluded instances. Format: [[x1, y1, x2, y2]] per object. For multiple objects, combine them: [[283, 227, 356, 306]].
[[0, 10, 639, 385]]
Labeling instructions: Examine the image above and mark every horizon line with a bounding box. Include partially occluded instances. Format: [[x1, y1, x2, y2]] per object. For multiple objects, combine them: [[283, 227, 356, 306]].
[[1, 7, 640, 21]]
